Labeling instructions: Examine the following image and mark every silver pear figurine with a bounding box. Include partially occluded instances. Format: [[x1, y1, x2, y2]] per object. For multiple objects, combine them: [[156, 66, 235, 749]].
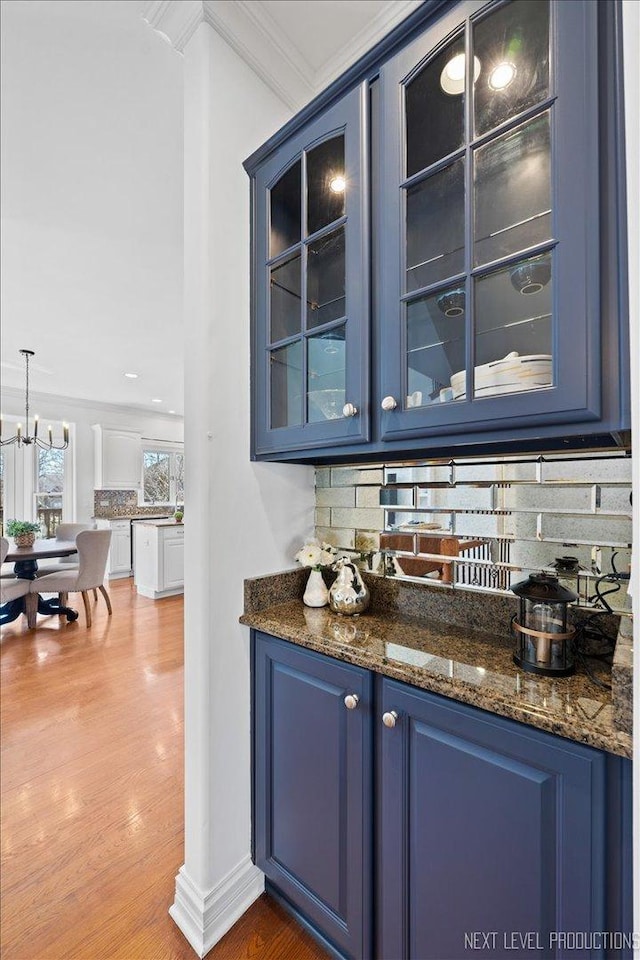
[[329, 557, 370, 616]]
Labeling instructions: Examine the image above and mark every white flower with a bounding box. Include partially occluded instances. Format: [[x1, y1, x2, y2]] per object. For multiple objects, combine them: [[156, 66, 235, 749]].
[[295, 543, 323, 568], [294, 537, 337, 569]]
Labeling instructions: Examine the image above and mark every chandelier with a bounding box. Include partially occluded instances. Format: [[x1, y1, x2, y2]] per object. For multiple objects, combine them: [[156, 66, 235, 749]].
[[1, 349, 69, 449]]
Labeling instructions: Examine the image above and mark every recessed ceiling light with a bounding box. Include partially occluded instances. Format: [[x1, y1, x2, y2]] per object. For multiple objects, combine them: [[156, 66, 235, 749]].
[[329, 176, 346, 194], [440, 53, 481, 96], [151, 398, 162, 403], [168, 410, 176, 414], [488, 61, 517, 91], [124, 372, 138, 379]]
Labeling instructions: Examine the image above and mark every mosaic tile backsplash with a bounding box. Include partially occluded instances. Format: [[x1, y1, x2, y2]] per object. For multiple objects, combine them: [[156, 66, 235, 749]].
[[315, 451, 632, 613], [93, 490, 174, 519]]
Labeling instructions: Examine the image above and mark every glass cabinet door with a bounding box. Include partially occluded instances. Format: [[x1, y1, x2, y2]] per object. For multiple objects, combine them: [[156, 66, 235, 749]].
[[252, 85, 369, 457], [379, 0, 600, 441]]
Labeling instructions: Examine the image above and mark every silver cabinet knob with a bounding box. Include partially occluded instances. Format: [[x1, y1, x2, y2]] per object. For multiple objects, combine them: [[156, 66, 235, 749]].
[[381, 396, 398, 411], [382, 710, 398, 728], [342, 402, 358, 418], [344, 693, 359, 710]]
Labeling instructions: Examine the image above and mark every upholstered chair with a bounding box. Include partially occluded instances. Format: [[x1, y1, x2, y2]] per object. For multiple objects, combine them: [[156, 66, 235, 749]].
[[34, 522, 97, 578], [1, 534, 15, 579], [32, 530, 113, 627], [1, 538, 37, 628]]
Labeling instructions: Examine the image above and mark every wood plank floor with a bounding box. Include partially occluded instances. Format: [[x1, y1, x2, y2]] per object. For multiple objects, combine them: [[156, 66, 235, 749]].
[[1, 578, 328, 960]]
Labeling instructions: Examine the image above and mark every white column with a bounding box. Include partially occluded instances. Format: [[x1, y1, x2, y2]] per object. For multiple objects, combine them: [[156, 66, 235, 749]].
[[149, 12, 315, 958]]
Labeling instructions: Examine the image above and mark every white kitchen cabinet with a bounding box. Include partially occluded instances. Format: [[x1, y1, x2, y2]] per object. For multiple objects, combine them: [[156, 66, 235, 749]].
[[162, 535, 184, 591], [93, 426, 142, 490], [134, 521, 184, 599], [96, 518, 132, 579]]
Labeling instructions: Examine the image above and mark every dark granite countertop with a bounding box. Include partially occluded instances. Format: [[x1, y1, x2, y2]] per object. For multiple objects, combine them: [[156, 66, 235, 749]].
[[93, 514, 173, 521], [240, 570, 632, 759]]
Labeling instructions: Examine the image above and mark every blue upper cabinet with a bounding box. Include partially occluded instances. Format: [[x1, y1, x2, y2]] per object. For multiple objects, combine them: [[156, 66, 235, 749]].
[[246, 0, 628, 461], [251, 85, 370, 457], [379, 0, 610, 442]]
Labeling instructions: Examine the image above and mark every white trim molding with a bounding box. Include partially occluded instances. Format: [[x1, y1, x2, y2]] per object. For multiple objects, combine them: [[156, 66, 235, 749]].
[[314, 0, 422, 91], [142, 0, 422, 112], [202, 0, 315, 112], [141, 0, 204, 53], [169, 858, 265, 958]]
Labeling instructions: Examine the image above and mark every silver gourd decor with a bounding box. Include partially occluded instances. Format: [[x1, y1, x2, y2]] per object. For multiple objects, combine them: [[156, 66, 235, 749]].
[[329, 557, 370, 616]]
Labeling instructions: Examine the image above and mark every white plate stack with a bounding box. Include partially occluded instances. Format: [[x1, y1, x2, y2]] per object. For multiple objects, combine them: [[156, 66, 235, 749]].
[[449, 351, 552, 401]]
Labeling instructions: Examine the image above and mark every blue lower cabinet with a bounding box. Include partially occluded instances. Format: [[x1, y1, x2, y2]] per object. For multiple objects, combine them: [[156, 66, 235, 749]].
[[252, 634, 632, 960], [252, 632, 373, 960], [378, 678, 627, 960]]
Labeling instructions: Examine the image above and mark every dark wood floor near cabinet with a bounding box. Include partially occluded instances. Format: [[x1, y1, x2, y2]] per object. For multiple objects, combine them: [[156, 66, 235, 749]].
[[1, 579, 328, 960]]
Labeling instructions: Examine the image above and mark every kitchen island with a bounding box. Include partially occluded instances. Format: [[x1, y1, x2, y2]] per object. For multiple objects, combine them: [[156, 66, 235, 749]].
[[133, 520, 184, 598], [240, 570, 633, 960]]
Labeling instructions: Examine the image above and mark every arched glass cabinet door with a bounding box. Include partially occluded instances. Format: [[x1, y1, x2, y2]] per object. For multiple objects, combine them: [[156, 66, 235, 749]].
[[378, 0, 600, 442], [251, 84, 369, 458]]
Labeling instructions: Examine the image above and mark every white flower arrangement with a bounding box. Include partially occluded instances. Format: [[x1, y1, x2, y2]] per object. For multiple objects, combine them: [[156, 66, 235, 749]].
[[294, 537, 337, 571]]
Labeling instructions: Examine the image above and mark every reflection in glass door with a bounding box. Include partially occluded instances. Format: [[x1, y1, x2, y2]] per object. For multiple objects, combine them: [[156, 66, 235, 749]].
[[267, 136, 348, 431], [401, 0, 553, 410]]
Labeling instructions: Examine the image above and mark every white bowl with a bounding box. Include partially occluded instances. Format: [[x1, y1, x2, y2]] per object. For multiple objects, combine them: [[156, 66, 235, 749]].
[[307, 389, 346, 420]]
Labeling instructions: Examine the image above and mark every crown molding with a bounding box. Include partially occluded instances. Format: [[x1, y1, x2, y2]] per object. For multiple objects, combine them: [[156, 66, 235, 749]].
[[217, 0, 315, 110], [142, 0, 423, 113], [141, 0, 204, 53], [0, 386, 184, 423], [314, 0, 423, 91], [141, 0, 314, 111]]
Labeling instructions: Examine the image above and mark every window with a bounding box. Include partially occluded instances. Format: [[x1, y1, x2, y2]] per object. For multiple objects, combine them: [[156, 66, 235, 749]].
[[35, 447, 65, 537], [142, 445, 184, 506], [0, 418, 73, 533], [175, 451, 184, 505]]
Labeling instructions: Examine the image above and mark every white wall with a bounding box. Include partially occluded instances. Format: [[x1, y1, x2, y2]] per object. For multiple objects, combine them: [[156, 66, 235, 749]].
[[1, 388, 184, 520], [0, 0, 184, 413], [621, 0, 640, 946], [169, 19, 315, 956]]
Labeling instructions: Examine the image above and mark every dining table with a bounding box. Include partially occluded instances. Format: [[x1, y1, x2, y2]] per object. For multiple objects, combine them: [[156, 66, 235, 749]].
[[1, 539, 80, 624]]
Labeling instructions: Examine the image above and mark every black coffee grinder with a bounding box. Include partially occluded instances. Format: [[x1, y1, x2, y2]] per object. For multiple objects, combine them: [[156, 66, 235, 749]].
[[511, 573, 576, 677]]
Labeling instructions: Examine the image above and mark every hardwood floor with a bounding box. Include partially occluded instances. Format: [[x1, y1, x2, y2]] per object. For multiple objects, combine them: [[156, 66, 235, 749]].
[[1, 578, 328, 960]]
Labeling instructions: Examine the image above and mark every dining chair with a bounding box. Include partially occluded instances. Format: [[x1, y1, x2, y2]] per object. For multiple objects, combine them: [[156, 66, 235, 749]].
[[34, 522, 96, 577], [31, 530, 113, 627], [1, 534, 14, 579], [1, 538, 37, 628]]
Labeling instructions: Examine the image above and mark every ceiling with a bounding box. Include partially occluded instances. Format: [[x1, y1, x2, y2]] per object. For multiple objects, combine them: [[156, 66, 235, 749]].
[[1, 0, 419, 417]]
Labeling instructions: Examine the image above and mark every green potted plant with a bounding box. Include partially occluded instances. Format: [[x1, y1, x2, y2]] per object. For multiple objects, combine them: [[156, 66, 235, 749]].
[[173, 509, 184, 524], [6, 520, 42, 548]]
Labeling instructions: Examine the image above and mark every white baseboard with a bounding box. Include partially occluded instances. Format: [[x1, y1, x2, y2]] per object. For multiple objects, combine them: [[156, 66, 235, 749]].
[[169, 856, 265, 957], [135, 584, 184, 599]]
